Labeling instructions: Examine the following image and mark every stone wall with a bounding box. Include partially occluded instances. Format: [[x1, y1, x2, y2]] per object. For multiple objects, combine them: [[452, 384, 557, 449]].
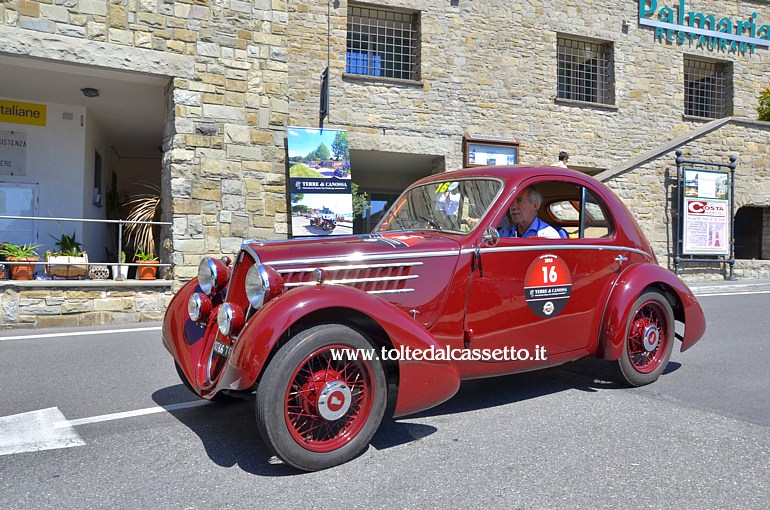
[[287, 1, 770, 174], [1, 0, 291, 285], [1, 0, 769, 285], [604, 119, 770, 280], [0, 282, 173, 329]]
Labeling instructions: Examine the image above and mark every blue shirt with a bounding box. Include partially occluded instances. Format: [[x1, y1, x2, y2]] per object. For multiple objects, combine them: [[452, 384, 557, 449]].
[[501, 217, 567, 239]]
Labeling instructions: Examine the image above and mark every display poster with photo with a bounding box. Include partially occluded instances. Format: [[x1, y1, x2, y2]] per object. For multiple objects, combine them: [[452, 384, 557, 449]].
[[467, 143, 518, 166], [287, 127, 353, 237], [682, 169, 730, 255]]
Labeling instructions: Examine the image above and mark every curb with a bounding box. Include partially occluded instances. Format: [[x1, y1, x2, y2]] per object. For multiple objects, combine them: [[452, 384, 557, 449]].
[[688, 279, 770, 296]]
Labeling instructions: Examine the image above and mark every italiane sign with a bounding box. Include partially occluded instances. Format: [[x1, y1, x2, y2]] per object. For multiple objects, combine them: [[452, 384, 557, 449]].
[[639, 0, 770, 56], [0, 100, 46, 126]]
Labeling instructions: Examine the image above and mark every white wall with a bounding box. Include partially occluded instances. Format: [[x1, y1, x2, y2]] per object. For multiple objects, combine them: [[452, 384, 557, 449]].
[[83, 109, 111, 262], [0, 97, 92, 258]]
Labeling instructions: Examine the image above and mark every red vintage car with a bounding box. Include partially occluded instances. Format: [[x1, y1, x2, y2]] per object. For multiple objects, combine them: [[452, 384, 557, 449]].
[[163, 165, 706, 471]]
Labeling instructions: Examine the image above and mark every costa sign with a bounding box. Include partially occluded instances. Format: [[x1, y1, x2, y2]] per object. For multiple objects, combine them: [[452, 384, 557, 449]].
[[687, 200, 726, 215]]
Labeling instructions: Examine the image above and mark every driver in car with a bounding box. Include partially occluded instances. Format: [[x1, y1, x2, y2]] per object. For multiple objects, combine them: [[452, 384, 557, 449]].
[[500, 186, 567, 239]]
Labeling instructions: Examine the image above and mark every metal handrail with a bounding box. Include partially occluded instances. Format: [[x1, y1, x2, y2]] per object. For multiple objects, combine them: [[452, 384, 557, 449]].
[[0, 214, 172, 275]]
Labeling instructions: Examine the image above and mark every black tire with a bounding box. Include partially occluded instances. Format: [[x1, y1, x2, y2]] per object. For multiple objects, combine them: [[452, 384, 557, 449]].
[[617, 291, 675, 387], [256, 324, 387, 471]]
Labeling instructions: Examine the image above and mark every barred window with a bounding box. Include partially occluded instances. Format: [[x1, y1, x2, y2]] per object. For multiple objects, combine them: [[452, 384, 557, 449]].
[[557, 37, 614, 105], [346, 4, 420, 81], [684, 58, 731, 119]]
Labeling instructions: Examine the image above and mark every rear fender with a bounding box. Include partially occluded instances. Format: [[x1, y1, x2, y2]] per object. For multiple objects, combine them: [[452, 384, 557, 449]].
[[227, 284, 461, 417], [597, 264, 707, 360]]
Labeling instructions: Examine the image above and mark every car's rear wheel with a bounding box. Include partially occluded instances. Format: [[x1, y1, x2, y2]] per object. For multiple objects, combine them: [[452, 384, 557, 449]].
[[256, 324, 387, 471], [617, 291, 675, 386]]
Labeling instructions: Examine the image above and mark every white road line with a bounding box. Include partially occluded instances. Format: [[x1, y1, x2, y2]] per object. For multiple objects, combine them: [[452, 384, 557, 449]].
[[697, 290, 770, 297], [0, 407, 85, 456], [0, 326, 162, 342], [58, 400, 212, 428], [2, 401, 213, 456]]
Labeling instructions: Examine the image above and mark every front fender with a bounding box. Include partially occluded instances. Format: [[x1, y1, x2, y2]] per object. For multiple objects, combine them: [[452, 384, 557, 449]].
[[597, 264, 706, 360], [226, 284, 461, 418]]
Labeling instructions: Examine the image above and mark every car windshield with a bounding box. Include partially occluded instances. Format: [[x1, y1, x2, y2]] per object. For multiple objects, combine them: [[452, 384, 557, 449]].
[[374, 178, 502, 233]]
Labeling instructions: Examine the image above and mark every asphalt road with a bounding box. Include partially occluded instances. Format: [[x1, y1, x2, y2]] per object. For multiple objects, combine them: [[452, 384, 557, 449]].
[[1, 292, 769, 509]]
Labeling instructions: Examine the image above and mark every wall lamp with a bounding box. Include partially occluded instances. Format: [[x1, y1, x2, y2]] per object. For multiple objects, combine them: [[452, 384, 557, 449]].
[[81, 87, 100, 98]]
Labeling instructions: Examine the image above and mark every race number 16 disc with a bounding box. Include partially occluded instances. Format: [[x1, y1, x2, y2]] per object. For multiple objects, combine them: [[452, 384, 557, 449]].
[[523, 254, 572, 318]]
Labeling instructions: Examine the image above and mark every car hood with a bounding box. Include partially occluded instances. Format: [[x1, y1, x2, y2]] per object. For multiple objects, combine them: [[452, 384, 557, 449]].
[[244, 232, 463, 328]]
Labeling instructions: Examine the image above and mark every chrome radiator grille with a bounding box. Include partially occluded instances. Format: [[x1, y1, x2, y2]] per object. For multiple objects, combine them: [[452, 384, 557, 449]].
[[278, 262, 422, 294], [225, 250, 255, 309]]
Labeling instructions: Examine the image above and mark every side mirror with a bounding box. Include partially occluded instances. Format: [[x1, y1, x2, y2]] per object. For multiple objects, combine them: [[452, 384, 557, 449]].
[[481, 227, 500, 247]]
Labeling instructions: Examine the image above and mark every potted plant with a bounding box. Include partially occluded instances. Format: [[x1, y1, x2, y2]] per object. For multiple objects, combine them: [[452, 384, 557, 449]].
[[46, 231, 88, 278], [135, 248, 159, 280], [112, 251, 128, 281], [0, 242, 41, 280], [124, 185, 160, 260]]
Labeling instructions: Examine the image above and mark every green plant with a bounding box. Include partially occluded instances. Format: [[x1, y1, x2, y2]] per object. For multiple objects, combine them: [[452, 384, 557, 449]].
[[106, 188, 129, 220], [0, 242, 41, 259], [134, 248, 157, 262], [119, 251, 126, 263], [758, 87, 770, 121], [351, 182, 368, 218], [50, 231, 85, 256]]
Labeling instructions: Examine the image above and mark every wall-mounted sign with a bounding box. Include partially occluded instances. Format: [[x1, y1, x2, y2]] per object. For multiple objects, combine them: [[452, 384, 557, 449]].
[[0, 100, 46, 127], [682, 169, 730, 255], [639, 0, 770, 56], [287, 127, 352, 237], [0, 130, 27, 176], [463, 133, 520, 168]]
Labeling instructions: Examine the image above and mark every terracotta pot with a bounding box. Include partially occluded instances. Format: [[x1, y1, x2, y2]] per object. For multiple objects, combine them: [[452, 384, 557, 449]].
[[8, 257, 38, 280], [136, 260, 159, 280]]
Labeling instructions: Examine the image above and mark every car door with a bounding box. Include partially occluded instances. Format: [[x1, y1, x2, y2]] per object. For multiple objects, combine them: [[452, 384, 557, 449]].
[[462, 178, 622, 374]]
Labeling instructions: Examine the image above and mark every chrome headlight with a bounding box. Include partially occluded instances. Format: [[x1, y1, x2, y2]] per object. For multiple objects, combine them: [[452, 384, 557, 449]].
[[197, 257, 229, 295], [217, 303, 245, 337], [188, 293, 212, 322], [245, 264, 270, 309]]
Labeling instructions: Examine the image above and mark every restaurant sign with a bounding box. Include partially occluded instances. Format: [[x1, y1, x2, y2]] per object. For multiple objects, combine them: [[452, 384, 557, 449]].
[[639, 0, 770, 56]]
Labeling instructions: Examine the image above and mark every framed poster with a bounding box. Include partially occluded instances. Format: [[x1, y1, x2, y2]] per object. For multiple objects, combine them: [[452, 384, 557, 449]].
[[682, 169, 729, 255], [287, 127, 353, 237], [463, 133, 520, 168]]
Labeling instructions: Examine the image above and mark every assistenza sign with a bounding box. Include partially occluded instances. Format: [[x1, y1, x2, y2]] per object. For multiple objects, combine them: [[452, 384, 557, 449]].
[[639, 0, 770, 56], [0, 131, 27, 176]]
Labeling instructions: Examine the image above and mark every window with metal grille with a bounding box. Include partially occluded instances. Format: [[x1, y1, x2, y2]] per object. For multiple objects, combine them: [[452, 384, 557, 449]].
[[557, 37, 613, 105], [346, 4, 420, 81], [684, 58, 731, 119]]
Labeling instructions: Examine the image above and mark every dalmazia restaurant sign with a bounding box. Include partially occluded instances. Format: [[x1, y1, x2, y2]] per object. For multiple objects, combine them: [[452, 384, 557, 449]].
[[639, 0, 770, 56]]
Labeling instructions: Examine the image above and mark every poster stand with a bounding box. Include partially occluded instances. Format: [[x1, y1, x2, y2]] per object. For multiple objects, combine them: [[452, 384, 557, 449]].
[[674, 150, 737, 279]]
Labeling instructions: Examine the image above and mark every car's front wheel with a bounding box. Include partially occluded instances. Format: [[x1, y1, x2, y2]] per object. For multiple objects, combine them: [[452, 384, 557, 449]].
[[617, 291, 675, 386], [256, 324, 387, 471]]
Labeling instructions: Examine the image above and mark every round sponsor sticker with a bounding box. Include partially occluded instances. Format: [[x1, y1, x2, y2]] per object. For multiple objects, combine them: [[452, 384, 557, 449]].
[[523, 254, 572, 318]]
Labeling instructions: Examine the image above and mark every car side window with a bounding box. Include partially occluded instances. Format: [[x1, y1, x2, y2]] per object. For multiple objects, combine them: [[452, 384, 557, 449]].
[[544, 184, 613, 239], [496, 182, 569, 239]]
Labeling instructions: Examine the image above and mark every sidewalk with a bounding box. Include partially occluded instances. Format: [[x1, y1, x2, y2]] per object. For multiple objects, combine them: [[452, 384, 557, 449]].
[[686, 278, 770, 296]]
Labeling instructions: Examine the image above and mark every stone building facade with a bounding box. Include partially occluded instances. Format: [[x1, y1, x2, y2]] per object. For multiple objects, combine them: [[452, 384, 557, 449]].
[[1, 0, 770, 327]]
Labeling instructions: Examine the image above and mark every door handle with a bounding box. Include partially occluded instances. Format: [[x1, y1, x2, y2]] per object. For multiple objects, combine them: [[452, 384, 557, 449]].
[[615, 254, 628, 267]]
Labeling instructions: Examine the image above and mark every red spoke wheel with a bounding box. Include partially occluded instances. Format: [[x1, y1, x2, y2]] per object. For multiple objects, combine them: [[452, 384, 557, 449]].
[[618, 291, 675, 387], [256, 324, 386, 471]]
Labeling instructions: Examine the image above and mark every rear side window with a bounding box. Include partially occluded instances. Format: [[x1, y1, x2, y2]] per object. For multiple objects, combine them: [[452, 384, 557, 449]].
[[541, 183, 613, 239]]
